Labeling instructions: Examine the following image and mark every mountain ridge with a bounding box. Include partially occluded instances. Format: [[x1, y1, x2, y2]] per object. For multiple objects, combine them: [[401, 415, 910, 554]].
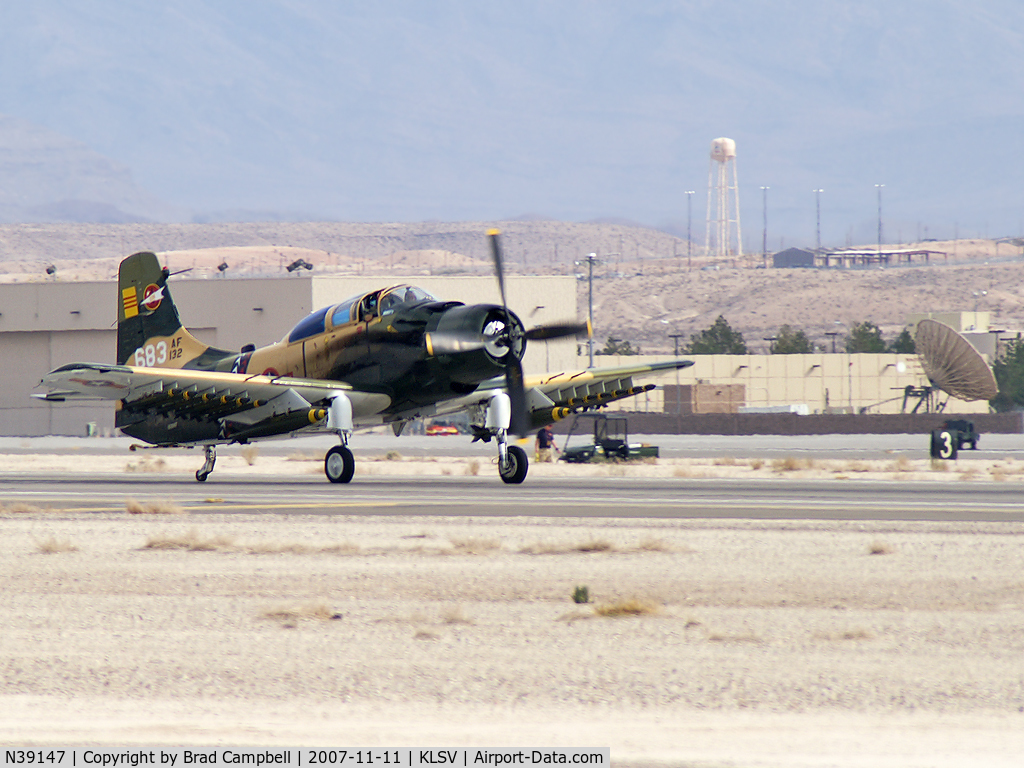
[[0, 2, 1022, 242]]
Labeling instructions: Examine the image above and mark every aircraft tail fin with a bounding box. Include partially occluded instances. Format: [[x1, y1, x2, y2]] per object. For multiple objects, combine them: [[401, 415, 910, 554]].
[[116, 251, 223, 368]]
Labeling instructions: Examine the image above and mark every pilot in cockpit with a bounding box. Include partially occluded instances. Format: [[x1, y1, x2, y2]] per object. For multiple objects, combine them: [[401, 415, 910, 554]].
[[359, 293, 378, 321]]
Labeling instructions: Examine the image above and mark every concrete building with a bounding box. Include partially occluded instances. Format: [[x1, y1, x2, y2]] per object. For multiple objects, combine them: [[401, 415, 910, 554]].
[[772, 248, 816, 268], [1, 273, 577, 436], [602, 352, 990, 415], [4, 272, 998, 436]]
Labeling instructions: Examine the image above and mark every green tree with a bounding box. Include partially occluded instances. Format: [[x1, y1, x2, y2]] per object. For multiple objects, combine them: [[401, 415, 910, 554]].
[[887, 327, 916, 354], [770, 324, 813, 354], [596, 336, 641, 356], [845, 321, 887, 353], [687, 316, 748, 355], [991, 338, 1024, 411]]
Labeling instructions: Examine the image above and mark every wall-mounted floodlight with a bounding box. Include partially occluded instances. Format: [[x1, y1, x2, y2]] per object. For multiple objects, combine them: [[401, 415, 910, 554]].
[[217, 262, 229, 273]]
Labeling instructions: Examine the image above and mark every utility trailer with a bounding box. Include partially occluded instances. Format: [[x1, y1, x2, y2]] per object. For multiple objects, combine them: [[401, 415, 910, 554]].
[[559, 413, 659, 463]]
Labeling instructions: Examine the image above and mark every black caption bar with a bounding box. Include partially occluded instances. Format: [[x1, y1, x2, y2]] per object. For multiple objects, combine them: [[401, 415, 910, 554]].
[[2, 750, 609, 768]]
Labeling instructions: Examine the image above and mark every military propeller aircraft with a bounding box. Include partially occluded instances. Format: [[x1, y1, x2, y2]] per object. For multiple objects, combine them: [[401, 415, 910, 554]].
[[35, 231, 693, 484]]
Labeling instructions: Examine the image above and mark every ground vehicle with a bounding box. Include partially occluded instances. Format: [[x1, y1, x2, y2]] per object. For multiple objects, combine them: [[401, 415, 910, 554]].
[[942, 419, 979, 450], [559, 413, 658, 463], [930, 419, 980, 459], [425, 422, 459, 436]]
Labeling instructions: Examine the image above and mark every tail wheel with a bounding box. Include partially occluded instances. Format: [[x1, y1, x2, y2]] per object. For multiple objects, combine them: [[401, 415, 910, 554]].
[[499, 444, 529, 484], [325, 445, 355, 483]]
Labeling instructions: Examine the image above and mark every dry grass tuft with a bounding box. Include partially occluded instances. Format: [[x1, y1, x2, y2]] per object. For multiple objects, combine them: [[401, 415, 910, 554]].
[[36, 537, 78, 554], [958, 466, 980, 481], [124, 456, 167, 473], [672, 465, 692, 478], [868, 540, 894, 555], [887, 456, 912, 473], [519, 541, 567, 555], [713, 455, 737, 466], [385, 450, 403, 461], [594, 598, 660, 617], [245, 540, 360, 555], [814, 628, 875, 641], [414, 628, 440, 640], [635, 537, 671, 552], [286, 451, 320, 462], [556, 610, 594, 622], [707, 631, 763, 643], [240, 445, 259, 466], [142, 529, 234, 551], [576, 538, 615, 553], [771, 456, 811, 472], [843, 460, 871, 473], [441, 606, 472, 625], [748, 458, 765, 470], [465, 459, 480, 476], [449, 537, 501, 554], [125, 497, 185, 515], [520, 539, 617, 555], [1, 502, 53, 514], [262, 602, 342, 623], [930, 459, 950, 472]]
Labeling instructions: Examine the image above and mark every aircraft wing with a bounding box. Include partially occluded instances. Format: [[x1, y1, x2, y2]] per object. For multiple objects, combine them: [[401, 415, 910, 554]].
[[33, 363, 391, 420], [424, 358, 694, 426], [525, 359, 694, 409]]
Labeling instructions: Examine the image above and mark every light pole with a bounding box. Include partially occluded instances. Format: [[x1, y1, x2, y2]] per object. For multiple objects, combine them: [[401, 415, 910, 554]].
[[875, 184, 885, 255], [574, 253, 598, 368], [669, 333, 686, 413], [760, 186, 769, 268], [685, 191, 695, 271], [813, 189, 823, 253]]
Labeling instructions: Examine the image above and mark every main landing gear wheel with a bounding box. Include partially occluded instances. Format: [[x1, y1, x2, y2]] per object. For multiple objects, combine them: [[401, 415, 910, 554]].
[[499, 444, 529, 484], [325, 445, 355, 484]]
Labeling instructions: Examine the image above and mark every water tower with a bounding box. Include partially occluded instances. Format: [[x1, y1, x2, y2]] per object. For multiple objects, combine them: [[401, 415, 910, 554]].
[[705, 137, 742, 259]]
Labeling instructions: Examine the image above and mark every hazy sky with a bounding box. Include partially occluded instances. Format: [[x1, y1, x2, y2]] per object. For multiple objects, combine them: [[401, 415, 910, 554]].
[[1, 1, 1023, 247]]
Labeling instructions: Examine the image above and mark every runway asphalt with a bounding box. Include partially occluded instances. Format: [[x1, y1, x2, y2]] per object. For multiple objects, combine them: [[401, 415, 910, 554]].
[[4, 472, 1024, 523], [3, 430, 1024, 459]]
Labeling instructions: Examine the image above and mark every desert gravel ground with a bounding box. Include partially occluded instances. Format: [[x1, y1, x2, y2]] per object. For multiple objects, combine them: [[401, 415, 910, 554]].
[[1, 453, 1024, 767]]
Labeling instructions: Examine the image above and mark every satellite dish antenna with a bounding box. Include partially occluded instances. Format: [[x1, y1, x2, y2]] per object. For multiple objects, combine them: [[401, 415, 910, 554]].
[[912, 319, 997, 411]]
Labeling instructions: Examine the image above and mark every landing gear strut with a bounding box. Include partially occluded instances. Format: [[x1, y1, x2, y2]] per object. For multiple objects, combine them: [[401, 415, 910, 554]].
[[483, 392, 528, 484], [196, 445, 216, 482], [324, 392, 355, 484]]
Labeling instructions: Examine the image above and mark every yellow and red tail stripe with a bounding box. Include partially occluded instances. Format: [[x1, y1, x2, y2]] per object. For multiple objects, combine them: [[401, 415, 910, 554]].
[[122, 286, 139, 319]]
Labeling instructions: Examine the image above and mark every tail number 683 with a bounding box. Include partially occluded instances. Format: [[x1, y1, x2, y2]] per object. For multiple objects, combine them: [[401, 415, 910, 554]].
[[133, 341, 181, 367]]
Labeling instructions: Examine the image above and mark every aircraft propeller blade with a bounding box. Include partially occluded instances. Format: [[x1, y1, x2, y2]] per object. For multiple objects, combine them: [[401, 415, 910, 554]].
[[488, 229, 509, 310], [488, 229, 529, 437], [524, 319, 591, 342], [505, 353, 529, 437]]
